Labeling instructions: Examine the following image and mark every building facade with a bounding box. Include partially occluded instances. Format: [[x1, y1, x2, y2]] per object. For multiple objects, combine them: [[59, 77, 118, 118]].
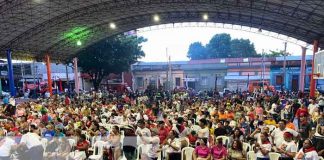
[[132, 56, 313, 92]]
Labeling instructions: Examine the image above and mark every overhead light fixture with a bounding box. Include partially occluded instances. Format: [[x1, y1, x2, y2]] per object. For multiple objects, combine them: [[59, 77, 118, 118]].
[[203, 14, 208, 20], [77, 40, 82, 46], [153, 15, 160, 22], [110, 23, 116, 29]]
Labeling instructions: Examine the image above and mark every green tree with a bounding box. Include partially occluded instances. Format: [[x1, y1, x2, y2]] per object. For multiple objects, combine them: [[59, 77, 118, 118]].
[[231, 38, 259, 58], [76, 35, 145, 90], [264, 50, 291, 57], [206, 33, 231, 58], [187, 42, 207, 60]]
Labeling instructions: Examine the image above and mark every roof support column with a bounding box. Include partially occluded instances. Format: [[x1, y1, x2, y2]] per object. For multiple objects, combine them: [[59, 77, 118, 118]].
[[299, 47, 306, 92], [6, 49, 16, 97], [45, 55, 53, 96], [310, 40, 319, 98], [73, 58, 79, 95]]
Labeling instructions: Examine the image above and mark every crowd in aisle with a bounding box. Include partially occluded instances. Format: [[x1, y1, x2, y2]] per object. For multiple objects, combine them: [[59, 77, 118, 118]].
[[0, 89, 324, 160]]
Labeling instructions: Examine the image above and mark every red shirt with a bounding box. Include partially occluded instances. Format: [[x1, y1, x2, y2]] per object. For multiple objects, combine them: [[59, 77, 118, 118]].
[[76, 140, 89, 151], [295, 108, 308, 118], [158, 127, 169, 143]]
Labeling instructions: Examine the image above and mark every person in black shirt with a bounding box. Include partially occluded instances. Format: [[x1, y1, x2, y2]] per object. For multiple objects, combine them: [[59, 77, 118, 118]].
[[214, 122, 227, 137]]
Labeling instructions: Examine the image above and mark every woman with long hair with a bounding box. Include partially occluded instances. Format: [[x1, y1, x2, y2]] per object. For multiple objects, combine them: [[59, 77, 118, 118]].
[[295, 139, 319, 160], [107, 125, 122, 160], [193, 138, 210, 160], [227, 140, 245, 160]]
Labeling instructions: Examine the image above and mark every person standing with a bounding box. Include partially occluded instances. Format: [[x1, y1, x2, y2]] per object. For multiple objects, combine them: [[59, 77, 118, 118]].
[[141, 128, 160, 160]]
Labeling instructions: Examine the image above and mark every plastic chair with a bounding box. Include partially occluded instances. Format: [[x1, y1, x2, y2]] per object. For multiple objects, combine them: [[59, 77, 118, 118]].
[[41, 138, 48, 150], [269, 152, 280, 160], [319, 156, 324, 160], [215, 136, 230, 147], [136, 144, 144, 160], [89, 141, 106, 160], [247, 151, 256, 160], [243, 142, 251, 153], [181, 147, 194, 160]]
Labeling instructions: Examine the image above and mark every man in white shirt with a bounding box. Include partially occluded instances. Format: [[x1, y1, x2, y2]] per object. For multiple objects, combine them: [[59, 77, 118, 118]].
[[18, 124, 44, 160], [141, 128, 160, 160], [308, 99, 318, 115], [271, 120, 299, 148], [0, 131, 16, 160], [136, 120, 151, 159]]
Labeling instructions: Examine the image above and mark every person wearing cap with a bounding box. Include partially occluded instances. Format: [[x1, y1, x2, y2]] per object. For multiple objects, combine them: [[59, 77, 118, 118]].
[[141, 128, 160, 160], [18, 124, 44, 160], [276, 131, 297, 160], [0, 130, 16, 160], [271, 120, 298, 148]]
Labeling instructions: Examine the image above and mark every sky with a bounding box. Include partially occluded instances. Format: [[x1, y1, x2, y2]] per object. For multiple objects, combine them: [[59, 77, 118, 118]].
[[136, 24, 313, 62]]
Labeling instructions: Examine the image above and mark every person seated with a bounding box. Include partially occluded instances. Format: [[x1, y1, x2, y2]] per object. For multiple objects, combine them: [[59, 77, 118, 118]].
[[164, 130, 181, 160], [210, 138, 227, 160], [227, 140, 245, 160], [254, 132, 272, 160], [75, 134, 89, 155], [312, 125, 324, 157], [193, 138, 210, 160], [295, 139, 319, 160], [276, 132, 297, 160]]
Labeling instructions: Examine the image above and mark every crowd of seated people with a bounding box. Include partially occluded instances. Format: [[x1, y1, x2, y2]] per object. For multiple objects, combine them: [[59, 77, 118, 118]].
[[0, 89, 323, 160]]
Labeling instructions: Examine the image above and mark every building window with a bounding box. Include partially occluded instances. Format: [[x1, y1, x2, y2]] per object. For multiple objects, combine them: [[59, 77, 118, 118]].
[[136, 77, 144, 87], [201, 77, 208, 86], [276, 75, 283, 85], [175, 77, 181, 86]]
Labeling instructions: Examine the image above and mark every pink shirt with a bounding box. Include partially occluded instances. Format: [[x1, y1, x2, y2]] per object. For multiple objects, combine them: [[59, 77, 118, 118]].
[[211, 145, 227, 160], [195, 146, 210, 158], [255, 107, 264, 115]]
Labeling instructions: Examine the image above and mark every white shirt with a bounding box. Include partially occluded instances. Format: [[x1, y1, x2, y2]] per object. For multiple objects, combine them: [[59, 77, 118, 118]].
[[256, 143, 272, 158], [271, 128, 299, 147], [20, 132, 42, 149], [308, 103, 318, 115], [165, 138, 181, 153], [295, 149, 319, 160], [0, 137, 16, 157], [280, 141, 297, 157], [136, 127, 151, 146], [254, 133, 273, 145], [142, 136, 160, 158], [198, 127, 209, 138]]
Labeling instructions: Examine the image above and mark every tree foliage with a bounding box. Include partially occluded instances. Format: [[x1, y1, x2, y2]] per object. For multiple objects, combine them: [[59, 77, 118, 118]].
[[206, 33, 232, 58], [187, 42, 207, 59], [77, 35, 146, 90], [187, 33, 259, 59], [264, 50, 291, 57]]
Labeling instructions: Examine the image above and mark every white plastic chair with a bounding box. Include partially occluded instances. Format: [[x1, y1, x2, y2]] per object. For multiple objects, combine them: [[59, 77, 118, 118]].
[[269, 152, 280, 160], [243, 142, 251, 153], [89, 141, 106, 160], [68, 138, 76, 147], [181, 147, 194, 160], [247, 151, 256, 160], [41, 138, 48, 150], [215, 136, 230, 147], [136, 144, 144, 160]]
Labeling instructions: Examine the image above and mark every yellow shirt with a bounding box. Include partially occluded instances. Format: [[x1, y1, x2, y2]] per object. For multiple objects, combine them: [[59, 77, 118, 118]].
[[264, 119, 277, 125]]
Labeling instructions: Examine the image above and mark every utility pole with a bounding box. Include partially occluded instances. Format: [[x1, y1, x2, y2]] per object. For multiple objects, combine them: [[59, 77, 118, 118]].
[[283, 42, 287, 91]]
